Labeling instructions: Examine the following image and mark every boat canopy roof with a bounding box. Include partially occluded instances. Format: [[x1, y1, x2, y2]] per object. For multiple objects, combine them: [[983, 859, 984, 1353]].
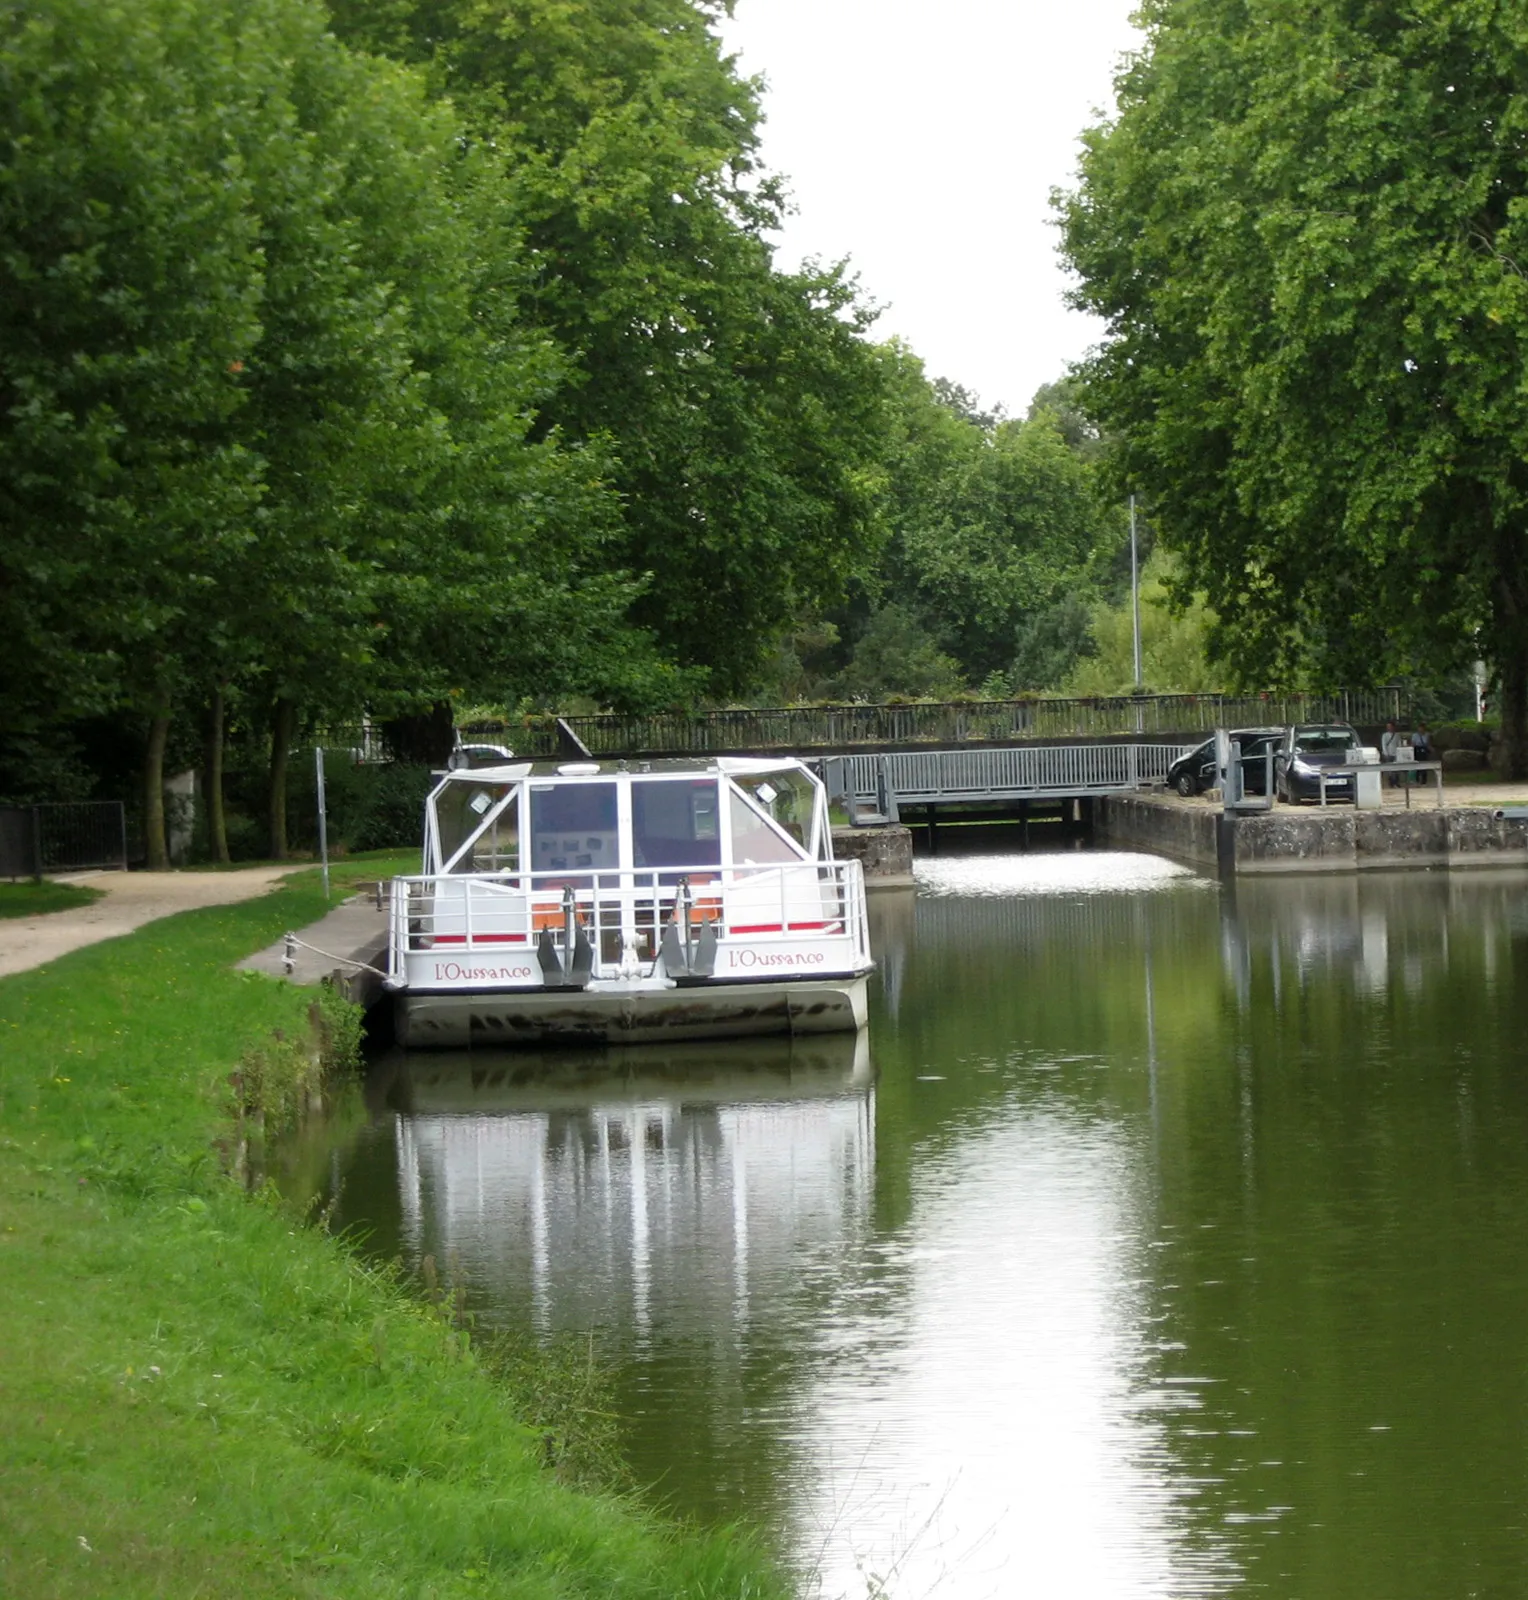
[[429, 756, 817, 784], [421, 755, 832, 875]]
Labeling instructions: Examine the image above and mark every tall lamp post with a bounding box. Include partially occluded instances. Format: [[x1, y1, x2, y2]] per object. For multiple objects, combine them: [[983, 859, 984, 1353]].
[[315, 746, 330, 900], [1130, 493, 1143, 692]]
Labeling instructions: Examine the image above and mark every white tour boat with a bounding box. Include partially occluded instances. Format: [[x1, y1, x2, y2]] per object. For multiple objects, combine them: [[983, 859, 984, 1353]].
[[386, 756, 873, 1047]]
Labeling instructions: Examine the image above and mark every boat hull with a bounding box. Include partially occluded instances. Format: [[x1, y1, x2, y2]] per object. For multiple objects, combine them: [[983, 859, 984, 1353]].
[[395, 974, 869, 1049]]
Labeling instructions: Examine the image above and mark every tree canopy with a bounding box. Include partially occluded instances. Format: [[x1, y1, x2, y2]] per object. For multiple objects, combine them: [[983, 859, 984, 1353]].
[[0, 0, 655, 856], [327, 0, 893, 693], [2, 0, 1186, 859], [1058, 0, 1528, 767], [789, 345, 1126, 701]]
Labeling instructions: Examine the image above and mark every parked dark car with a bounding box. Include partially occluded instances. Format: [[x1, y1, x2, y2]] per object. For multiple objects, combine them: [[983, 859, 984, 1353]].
[[1166, 727, 1285, 797], [1275, 724, 1361, 803]]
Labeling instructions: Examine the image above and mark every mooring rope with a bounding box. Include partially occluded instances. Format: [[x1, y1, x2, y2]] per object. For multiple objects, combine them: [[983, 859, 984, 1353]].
[[282, 931, 389, 979]]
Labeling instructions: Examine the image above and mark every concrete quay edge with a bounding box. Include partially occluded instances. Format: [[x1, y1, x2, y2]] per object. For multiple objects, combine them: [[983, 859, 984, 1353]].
[[1097, 791, 1528, 876], [238, 893, 390, 1006]]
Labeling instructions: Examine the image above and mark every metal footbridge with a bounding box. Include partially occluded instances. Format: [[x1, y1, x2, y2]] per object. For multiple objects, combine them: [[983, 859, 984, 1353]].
[[822, 743, 1196, 825]]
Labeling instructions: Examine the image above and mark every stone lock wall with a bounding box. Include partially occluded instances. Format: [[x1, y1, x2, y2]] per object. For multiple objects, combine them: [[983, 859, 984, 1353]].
[[1096, 792, 1528, 875], [831, 825, 915, 886]]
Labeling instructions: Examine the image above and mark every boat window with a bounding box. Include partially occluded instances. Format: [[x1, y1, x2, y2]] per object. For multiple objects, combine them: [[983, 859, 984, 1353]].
[[733, 769, 816, 851], [631, 779, 721, 871], [529, 782, 619, 874], [728, 786, 806, 865], [436, 782, 518, 873]]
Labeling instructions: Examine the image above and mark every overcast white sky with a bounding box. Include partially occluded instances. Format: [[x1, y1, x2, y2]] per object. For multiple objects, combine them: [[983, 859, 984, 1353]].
[[718, 0, 1142, 418]]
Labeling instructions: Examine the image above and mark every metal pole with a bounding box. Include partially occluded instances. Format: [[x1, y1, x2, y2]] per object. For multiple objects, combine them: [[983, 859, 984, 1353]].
[[315, 746, 330, 900], [1130, 494, 1143, 692]]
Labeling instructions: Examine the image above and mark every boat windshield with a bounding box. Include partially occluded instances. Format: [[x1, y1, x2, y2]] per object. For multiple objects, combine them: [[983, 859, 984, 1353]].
[[425, 765, 824, 878], [631, 778, 721, 871], [728, 786, 805, 865], [732, 768, 817, 852], [435, 781, 518, 873], [528, 781, 620, 873]]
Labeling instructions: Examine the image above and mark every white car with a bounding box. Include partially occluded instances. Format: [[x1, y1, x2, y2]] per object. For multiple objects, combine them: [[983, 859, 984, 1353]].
[[447, 742, 515, 770]]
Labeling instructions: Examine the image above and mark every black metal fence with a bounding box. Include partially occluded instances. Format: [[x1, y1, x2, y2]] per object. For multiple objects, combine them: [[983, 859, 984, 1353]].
[[306, 723, 390, 763], [493, 688, 1411, 759], [0, 802, 129, 878], [0, 809, 39, 878]]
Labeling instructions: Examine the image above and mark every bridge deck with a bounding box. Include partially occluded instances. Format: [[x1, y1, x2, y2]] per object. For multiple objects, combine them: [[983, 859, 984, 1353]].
[[823, 744, 1197, 823]]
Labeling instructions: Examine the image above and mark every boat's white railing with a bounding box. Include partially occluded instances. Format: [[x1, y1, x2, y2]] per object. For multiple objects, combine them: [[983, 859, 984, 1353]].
[[387, 859, 870, 980]]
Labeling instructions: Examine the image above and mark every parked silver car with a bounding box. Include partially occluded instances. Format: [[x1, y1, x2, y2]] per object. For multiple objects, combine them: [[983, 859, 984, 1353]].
[[1275, 724, 1361, 803]]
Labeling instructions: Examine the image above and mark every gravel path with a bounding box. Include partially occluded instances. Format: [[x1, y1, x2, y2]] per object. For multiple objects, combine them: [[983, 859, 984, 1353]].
[[0, 866, 300, 979]]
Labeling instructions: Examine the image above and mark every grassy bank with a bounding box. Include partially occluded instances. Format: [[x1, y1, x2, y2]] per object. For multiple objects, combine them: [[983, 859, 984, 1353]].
[[0, 881, 104, 918], [0, 868, 786, 1599]]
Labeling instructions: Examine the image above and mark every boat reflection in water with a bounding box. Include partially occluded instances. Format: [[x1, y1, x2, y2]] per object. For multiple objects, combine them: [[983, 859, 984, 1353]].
[[364, 1033, 875, 1345]]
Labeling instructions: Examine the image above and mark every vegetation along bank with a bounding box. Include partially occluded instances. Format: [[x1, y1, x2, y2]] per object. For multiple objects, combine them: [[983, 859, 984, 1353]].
[[0, 866, 787, 1600], [2, 0, 1173, 870]]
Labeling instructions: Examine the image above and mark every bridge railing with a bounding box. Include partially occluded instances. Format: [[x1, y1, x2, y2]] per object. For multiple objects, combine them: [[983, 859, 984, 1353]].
[[493, 688, 1408, 759], [832, 744, 1199, 813]]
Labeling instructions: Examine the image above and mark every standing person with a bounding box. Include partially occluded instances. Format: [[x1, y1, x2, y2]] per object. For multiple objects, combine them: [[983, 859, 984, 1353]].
[[1382, 719, 1402, 785], [1411, 722, 1433, 781]]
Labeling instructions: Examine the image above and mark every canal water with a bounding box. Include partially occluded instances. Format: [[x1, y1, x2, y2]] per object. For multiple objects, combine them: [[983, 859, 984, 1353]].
[[304, 850, 1528, 1597]]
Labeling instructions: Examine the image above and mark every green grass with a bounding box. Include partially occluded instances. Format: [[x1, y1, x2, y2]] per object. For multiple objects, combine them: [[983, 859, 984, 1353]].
[[0, 872, 784, 1600], [186, 846, 423, 876], [0, 881, 106, 918]]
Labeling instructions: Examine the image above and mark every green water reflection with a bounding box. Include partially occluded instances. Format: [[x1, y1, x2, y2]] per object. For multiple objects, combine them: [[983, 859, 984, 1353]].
[[314, 852, 1528, 1597]]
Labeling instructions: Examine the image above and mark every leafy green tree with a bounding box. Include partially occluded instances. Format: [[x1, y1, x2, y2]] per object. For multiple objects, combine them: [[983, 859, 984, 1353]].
[[1063, 552, 1219, 695], [1027, 376, 1108, 461], [0, 0, 268, 862], [1007, 594, 1100, 693], [1059, 0, 1528, 770], [326, 0, 892, 694], [861, 348, 1116, 692], [872, 342, 990, 576], [0, 0, 656, 856], [209, 13, 638, 848], [898, 413, 1106, 682], [832, 605, 964, 702]]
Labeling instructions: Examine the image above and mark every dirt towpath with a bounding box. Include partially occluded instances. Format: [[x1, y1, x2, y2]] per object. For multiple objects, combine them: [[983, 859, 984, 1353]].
[[0, 867, 300, 980]]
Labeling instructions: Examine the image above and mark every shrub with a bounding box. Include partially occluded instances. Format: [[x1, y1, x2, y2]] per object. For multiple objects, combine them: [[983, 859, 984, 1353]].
[[285, 760, 435, 854]]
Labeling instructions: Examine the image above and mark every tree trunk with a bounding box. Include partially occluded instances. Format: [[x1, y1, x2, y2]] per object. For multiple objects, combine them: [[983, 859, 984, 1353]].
[[1492, 534, 1528, 779], [382, 701, 457, 766], [1494, 642, 1528, 779], [268, 697, 296, 859], [205, 686, 230, 864], [143, 712, 171, 871]]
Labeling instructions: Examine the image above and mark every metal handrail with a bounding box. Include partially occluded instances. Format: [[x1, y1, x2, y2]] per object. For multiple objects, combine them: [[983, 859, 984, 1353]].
[[834, 742, 1197, 810], [493, 689, 1410, 758]]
